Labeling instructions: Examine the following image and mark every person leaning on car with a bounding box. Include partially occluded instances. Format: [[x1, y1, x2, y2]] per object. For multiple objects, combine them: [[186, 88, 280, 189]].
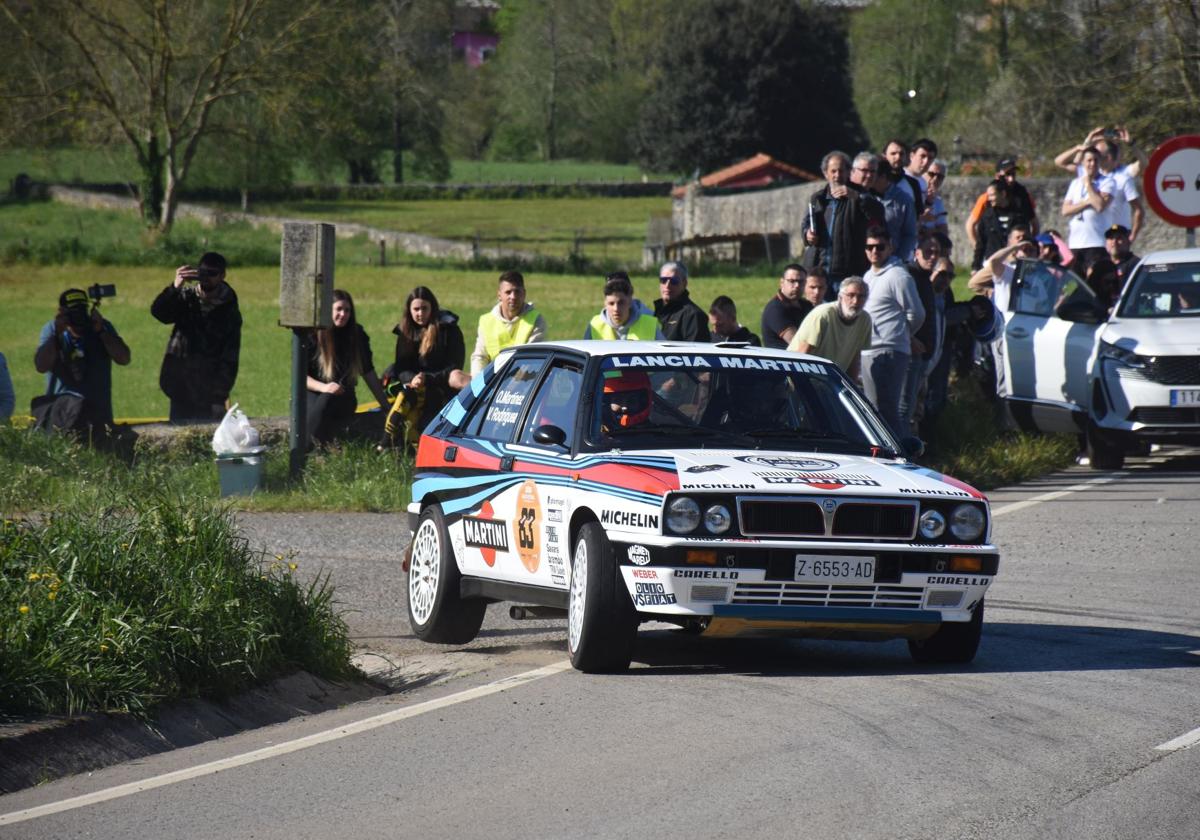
[[151, 252, 242, 424], [34, 287, 131, 439]]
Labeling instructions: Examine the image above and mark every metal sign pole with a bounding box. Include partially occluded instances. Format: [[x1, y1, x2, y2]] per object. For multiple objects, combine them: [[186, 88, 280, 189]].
[[290, 330, 308, 478], [1188, 227, 1196, 249]]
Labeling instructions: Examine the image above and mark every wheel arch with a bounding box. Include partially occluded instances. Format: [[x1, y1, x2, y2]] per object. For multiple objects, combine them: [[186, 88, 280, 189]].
[[568, 506, 601, 567]]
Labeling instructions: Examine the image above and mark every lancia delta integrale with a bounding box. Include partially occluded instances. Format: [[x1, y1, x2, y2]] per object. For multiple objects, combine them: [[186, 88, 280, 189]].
[[406, 342, 997, 672]]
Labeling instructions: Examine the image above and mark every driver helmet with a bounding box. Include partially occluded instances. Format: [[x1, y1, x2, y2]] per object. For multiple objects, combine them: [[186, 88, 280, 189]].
[[602, 369, 651, 429]]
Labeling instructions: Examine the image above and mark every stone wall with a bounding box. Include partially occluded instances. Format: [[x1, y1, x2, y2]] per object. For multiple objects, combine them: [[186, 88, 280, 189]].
[[672, 176, 1189, 263]]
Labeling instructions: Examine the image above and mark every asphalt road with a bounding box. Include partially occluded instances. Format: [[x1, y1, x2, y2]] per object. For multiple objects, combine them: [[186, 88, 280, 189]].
[[2, 449, 1199, 839]]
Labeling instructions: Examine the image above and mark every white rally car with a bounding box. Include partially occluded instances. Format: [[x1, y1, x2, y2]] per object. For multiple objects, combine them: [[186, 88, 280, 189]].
[[1002, 249, 1200, 468], [407, 341, 997, 672]]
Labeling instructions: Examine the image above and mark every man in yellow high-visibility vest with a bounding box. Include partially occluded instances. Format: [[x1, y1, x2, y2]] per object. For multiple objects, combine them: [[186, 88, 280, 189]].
[[470, 270, 548, 375], [583, 272, 664, 341]]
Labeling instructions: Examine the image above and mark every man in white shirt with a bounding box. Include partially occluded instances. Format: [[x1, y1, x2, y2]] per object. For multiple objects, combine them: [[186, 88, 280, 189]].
[[1055, 127, 1145, 242], [1061, 146, 1114, 272]]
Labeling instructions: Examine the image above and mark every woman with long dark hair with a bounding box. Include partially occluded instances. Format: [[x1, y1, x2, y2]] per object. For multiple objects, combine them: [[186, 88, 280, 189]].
[[381, 286, 465, 447], [306, 289, 389, 445]]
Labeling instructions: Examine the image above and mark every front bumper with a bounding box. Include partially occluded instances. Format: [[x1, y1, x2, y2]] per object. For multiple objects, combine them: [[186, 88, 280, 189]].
[[614, 537, 995, 638], [1094, 364, 1200, 441]]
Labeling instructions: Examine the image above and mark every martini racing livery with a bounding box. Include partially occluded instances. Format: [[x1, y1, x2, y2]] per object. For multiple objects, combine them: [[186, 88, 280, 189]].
[[406, 341, 998, 672]]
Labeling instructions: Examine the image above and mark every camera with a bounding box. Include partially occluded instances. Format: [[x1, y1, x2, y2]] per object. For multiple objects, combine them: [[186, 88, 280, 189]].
[[88, 283, 116, 301]]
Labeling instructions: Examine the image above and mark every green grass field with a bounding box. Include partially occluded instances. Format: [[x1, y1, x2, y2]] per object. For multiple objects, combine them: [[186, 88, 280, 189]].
[[0, 263, 782, 421], [250, 196, 670, 265], [0, 147, 672, 188]]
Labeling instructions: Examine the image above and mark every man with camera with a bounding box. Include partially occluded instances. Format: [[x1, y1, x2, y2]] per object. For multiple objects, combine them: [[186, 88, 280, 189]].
[[34, 287, 131, 439], [152, 252, 243, 424]]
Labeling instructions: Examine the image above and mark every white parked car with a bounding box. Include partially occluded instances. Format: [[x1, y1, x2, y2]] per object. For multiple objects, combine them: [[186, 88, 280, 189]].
[[1003, 249, 1200, 469], [406, 341, 997, 673]]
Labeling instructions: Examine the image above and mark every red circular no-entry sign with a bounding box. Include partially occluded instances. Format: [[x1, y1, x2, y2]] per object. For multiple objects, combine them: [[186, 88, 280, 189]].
[[1143, 135, 1200, 228]]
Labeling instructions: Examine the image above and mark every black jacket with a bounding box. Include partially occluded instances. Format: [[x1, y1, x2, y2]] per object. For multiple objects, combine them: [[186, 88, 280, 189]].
[[151, 283, 242, 405], [803, 183, 885, 279], [654, 291, 711, 342], [388, 310, 465, 388], [972, 205, 1030, 270]]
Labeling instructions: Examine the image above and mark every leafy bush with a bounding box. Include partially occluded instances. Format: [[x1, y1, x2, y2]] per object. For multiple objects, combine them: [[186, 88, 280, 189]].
[[0, 494, 355, 716]]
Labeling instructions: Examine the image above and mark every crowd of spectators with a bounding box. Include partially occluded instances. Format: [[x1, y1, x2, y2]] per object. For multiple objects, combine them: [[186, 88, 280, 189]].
[[18, 127, 1155, 451]]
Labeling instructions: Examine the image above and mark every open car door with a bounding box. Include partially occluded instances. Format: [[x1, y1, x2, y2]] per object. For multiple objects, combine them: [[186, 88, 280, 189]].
[[1003, 259, 1105, 434]]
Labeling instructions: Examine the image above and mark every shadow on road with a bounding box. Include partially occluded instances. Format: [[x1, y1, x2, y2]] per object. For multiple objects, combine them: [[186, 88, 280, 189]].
[[622, 620, 1200, 677]]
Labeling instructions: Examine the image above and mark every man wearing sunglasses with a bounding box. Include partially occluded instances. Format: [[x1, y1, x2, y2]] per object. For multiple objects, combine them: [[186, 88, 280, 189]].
[[653, 261, 710, 342], [859, 227, 924, 438]]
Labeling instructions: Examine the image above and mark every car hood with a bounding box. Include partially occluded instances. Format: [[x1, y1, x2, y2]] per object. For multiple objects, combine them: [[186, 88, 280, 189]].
[[1102, 317, 1200, 356], [654, 448, 986, 500]]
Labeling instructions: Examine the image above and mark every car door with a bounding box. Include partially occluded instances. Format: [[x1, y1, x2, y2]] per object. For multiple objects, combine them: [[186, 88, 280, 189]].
[[1004, 260, 1103, 433]]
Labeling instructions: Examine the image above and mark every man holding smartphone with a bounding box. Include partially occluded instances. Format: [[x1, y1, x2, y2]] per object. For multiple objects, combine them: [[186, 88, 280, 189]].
[[151, 252, 243, 424]]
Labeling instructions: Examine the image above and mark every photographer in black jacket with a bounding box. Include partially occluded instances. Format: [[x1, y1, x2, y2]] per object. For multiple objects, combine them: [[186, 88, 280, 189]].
[[152, 252, 242, 424]]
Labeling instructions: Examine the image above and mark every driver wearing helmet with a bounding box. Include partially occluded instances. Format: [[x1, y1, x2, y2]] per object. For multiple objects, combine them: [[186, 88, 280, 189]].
[[601, 369, 652, 433]]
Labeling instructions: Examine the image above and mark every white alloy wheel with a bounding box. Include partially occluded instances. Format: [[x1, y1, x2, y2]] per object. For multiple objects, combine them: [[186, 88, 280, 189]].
[[409, 518, 440, 626], [568, 533, 589, 654]]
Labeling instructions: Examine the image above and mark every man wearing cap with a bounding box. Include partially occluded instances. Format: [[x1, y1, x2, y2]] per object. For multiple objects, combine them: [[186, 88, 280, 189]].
[[1104, 224, 1139, 289], [34, 288, 131, 438], [471, 270, 547, 375], [654, 261, 710, 342], [152, 252, 243, 424], [965, 158, 1039, 249]]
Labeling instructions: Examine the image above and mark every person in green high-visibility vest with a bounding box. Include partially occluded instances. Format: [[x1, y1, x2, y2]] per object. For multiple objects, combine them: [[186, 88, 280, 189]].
[[470, 270, 548, 375], [583, 272, 664, 341]]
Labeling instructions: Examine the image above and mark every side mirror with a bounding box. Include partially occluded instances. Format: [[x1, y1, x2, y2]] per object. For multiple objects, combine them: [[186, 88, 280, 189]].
[[1056, 298, 1106, 324], [532, 424, 567, 447], [900, 436, 925, 460]]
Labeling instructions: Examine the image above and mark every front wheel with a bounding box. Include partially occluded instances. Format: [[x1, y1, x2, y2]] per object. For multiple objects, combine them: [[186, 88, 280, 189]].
[[908, 599, 984, 664], [567, 522, 637, 673], [407, 505, 486, 644], [1086, 420, 1125, 470]]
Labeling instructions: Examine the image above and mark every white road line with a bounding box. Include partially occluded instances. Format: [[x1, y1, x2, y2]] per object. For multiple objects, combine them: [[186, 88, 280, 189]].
[[0, 660, 573, 827], [991, 474, 1122, 518], [1154, 726, 1200, 752]]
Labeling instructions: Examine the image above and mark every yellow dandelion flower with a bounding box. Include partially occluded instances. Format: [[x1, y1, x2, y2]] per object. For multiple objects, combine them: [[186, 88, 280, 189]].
[[28, 572, 40, 582], [99, 644, 109, 653], [288, 562, 298, 571], [275, 554, 284, 561], [49, 580, 60, 590], [18, 605, 30, 614], [48, 591, 57, 600]]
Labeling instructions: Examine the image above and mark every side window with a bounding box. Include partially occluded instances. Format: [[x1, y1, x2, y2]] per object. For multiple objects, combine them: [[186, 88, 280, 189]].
[[463, 357, 545, 441], [1014, 263, 1086, 317], [519, 364, 583, 448]]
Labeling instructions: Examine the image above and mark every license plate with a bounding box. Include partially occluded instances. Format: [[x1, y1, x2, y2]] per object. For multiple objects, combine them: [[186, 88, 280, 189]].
[[794, 554, 875, 584], [1170, 389, 1200, 406]]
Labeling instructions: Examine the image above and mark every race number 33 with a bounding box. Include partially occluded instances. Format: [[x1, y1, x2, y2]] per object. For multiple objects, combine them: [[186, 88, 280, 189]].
[[513, 479, 542, 573]]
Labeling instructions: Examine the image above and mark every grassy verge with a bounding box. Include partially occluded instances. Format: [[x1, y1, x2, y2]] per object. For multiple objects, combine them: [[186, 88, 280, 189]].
[[0, 492, 356, 716]]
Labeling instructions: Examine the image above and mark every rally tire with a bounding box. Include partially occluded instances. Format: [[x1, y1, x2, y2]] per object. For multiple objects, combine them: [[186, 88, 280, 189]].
[[406, 505, 486, 644], [1086, 420, 1125, 471], [908, 599, 984, 664], [567, 522, 637, 673]]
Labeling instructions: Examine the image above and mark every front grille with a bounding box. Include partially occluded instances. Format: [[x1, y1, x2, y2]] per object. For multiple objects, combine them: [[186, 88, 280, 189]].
[[739, 500, 824, 536], [832, 503, 916, 539], [732, 581, 924, 609], [1141, 356, 1200, 385], [1130, 407, 1200, 425]]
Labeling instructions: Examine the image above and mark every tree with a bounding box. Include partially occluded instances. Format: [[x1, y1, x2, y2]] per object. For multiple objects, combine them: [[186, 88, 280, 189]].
[[0, 0, 348, 232], [633, 0, 867, 175]]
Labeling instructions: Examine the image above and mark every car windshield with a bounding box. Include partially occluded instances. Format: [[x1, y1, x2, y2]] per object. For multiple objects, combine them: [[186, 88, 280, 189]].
[[1117, 260, 1200, 318], [587, 352, 899, 455]]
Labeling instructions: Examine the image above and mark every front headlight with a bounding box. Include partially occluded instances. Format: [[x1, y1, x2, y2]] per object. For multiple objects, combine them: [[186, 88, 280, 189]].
[[919, 509, 946, 539], [1099, 340, 1148, 368], [667, 497, 701, 533], [704, 504, 732, 534], [949, 504, 986, 542]]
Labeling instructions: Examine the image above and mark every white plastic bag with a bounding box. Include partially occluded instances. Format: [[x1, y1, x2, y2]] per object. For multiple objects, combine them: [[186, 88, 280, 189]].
[[212, 403, 262, 455]]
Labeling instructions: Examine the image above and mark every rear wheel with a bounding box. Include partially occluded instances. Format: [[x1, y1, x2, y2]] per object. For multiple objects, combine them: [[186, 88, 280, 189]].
[[1087, 420, 1125, 471], [567, 522, 637, 673], [407, 505, 486, 644], [908, 599, 984, 664]]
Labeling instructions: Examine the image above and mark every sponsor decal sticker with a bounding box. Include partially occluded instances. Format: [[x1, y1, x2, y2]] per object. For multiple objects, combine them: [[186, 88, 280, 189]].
[[601, 510, 660, 530], [684, 464, 726, 474], [512, 479, 542, 573], [898, 487, 972, 498], [631, 568, 659, 579], [633, 582, 678, 607], [928, 575, 991, 586], [673, 569, 739, 580], [548, 508, 563, 523], [464, 500, 506, 567], [681, 482, 755, 490], [627, 544, 651, 566], [735, 455, 840, 472], [759, 472, 880, 489]]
